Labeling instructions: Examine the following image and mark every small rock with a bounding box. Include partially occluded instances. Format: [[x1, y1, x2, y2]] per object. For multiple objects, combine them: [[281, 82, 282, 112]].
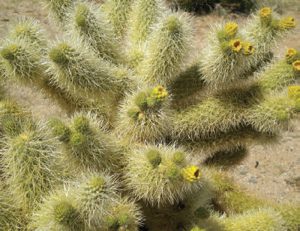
[[248, 176, 257, 184], [280, 172, 288, 177], [239, 170, 248, 175]]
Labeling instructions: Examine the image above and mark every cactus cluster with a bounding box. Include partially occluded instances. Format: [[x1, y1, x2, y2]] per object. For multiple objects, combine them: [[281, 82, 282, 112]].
[[0, 1, 299, 230]]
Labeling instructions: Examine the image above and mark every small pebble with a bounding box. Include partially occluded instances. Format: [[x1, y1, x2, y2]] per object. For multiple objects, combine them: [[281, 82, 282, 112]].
[[248, 176, 257, 184], [239, 170, 248, 175]]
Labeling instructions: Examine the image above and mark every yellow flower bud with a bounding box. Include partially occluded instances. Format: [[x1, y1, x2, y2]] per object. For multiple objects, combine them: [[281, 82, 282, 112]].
[[151, 85, 168, 100], [259, 7, 272, 18], [182, 165, 201, 182], [225, 22, 238, 37], [279, 16, 296, 30], [243, 42, 255, 55], [288, 86, 300, 99], [229, 39, 242, 53], [293, 60, 300, 72], [286, 48, 297, 59]]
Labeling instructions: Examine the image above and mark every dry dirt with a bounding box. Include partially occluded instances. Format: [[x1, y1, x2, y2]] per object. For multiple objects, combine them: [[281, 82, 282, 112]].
[[0, 0, 299, 204]]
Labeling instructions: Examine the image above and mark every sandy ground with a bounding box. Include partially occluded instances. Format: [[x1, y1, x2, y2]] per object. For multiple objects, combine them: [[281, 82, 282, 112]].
[[0, 0, 299, 203]]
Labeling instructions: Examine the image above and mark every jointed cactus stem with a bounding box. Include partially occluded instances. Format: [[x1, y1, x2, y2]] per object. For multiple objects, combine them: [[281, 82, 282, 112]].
[[0, 2, 299, 231], [1, 123, 60, 212], [68, 1, 123, 64]]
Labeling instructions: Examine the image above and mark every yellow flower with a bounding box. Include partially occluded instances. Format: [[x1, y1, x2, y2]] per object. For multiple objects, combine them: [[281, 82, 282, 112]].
[[225, 22, 238, 37], [151, 85, 168, 100], [288, 86, 300, 99], [286, 48, 297, 59], [293, 60, 300, 72], [229, 39, 242, 53], [259, 7, 272, 18], [279, 16, 296, 29], [243, 42, 255, 55], [182, 165, 201, 182]]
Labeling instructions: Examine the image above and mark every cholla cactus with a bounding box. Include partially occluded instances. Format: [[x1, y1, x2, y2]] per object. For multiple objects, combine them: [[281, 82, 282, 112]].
[[67, 1, 124, 64], [30, 189, 84, 231], [102, 197, 143, 230], [0, 123, 60, 212], [74, 172, 120, 229], [0, 186, 25, 230], [0, 100, 33, 137], [192, 208, 286, 231], [49, 113, 123, 172], [124, 145, 202, 206], [116, 85, 171, 142], [0, 1, 299, 231]]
